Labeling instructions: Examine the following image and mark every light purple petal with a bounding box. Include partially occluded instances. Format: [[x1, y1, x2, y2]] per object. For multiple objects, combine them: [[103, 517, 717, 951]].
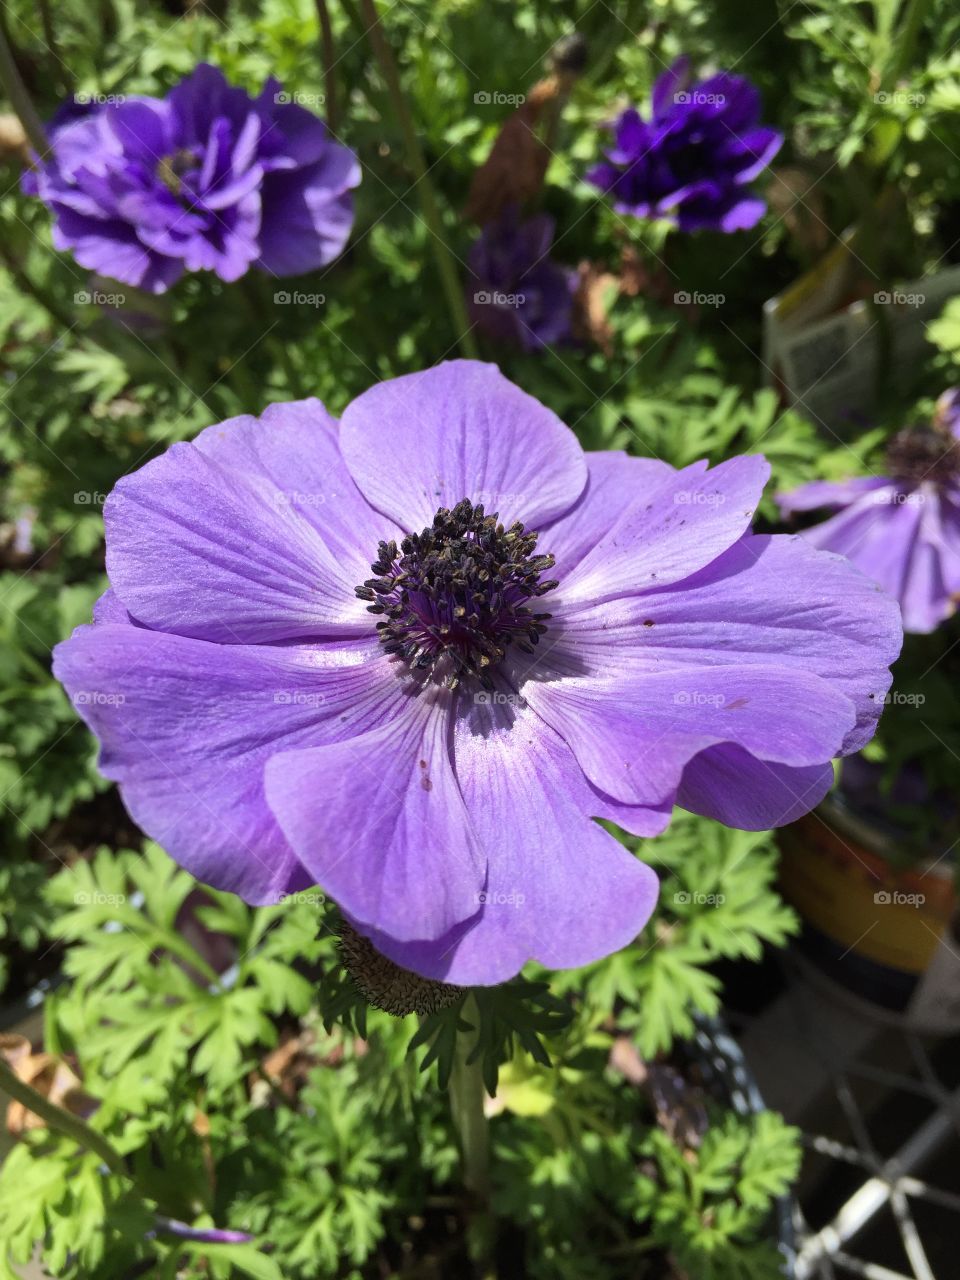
[[191, 397, 403, 573], [522, 662, 855, 807], [339, 360, 587, 533], [678, 745, 835, 829], [356, 695, 661, 985], [105, 423, 377, 643], [777, 475, 893, 515], [52, 623, 399, 904], [539, 452, 677, 579], [561, 455, 769, 605], [264, 694, 486, 943], [257, 144, 360, 276], [552, 531, 901, 756]]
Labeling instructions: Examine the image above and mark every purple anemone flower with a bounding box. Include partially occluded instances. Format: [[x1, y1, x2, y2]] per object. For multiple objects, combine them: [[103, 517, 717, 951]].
[[466, 210, 576, 350], [53, 362, 900, 986], [586, 58, 782, 232], [23, 64, 360, 292], [778, 405, 960, 634]]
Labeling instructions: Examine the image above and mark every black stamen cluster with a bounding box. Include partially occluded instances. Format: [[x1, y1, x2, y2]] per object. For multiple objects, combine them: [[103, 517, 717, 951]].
[[356, 498, 557, 690], [886, 425, 960, 488]]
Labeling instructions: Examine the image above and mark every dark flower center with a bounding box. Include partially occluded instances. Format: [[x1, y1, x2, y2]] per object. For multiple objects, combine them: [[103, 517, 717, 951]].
[[157, 148, 197, 196], [885, 426, 960, 488], [356, 498, 557, 690]]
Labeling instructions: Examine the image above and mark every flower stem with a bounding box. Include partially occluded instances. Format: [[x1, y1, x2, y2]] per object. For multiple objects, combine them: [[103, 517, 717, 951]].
[[887, 0, 932, 86], [0, 1057, 126, 1176], [314, 0, 339, 134], [0, 21, 49, 158], [448, 996, 490, 1200], [358, 0, 478, 359]]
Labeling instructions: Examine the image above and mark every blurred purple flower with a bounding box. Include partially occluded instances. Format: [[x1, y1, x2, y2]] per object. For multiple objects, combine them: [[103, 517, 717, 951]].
[[467, 211, 576, 350], [586, 58, 782, 232], [54, 362, 899, 985], [778, 402, 960, 634], [151, 1217, 254, 1245], [23, 64, 360, 292]]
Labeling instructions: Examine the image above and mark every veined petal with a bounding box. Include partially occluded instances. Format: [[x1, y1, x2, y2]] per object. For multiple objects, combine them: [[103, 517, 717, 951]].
[[678, 745, 835, 829], [561, 455, 768, 605], [522, 662, 855, 807], [356, 693, 660, 985], [264, 691, 486, 943], [105, 426, 376, 643], [53, 623, 399, 904], [549, 532, 901, 755], [539, 451, 677, 579], [339, 360, 587, 534]]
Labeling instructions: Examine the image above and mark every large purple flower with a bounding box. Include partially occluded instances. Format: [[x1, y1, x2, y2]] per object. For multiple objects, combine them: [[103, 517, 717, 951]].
[[778, 399, 960, 634], [23, 64, 360, 292], [54, 362, 900, 985], [586, 58, 782, 232], [466, 210, 576, 350]]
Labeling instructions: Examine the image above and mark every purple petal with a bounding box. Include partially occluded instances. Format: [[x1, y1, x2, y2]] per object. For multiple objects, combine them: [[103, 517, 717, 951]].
[[777, 475, 893, 515], [356, 696, 661, 985], [257, 144, 360, 276], [339, 360, 587, 533], [522, 662, 855, 807], [651, 59, 691, 119], [539, 452, 677, 579], [191, 397, 403, 567], [105, 409, 380, 643], [552, 531, 901, 757], [265, 697, 486, 943], [52, 624, 399, 904], [561, 455, 769, 605], [678, 745, 835, 829]]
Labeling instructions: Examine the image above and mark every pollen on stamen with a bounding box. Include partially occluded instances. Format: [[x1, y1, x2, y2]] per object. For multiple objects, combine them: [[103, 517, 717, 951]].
[[355, 498, 557, 689]]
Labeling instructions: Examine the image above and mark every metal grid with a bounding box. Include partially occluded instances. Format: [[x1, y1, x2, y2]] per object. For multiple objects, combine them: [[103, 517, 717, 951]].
[[734, 962, 960, 1280]]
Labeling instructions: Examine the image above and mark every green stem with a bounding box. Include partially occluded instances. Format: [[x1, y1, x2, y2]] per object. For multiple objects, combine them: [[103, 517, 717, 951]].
[[0, 1057, 126, 1176], [358, 0, 478, 359], [886, 0, 932, 85], [0, 21, 49, 158], [36, 0, 69, 95], [448, 997, 490, 1200], [314, 0, 339, 134]]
